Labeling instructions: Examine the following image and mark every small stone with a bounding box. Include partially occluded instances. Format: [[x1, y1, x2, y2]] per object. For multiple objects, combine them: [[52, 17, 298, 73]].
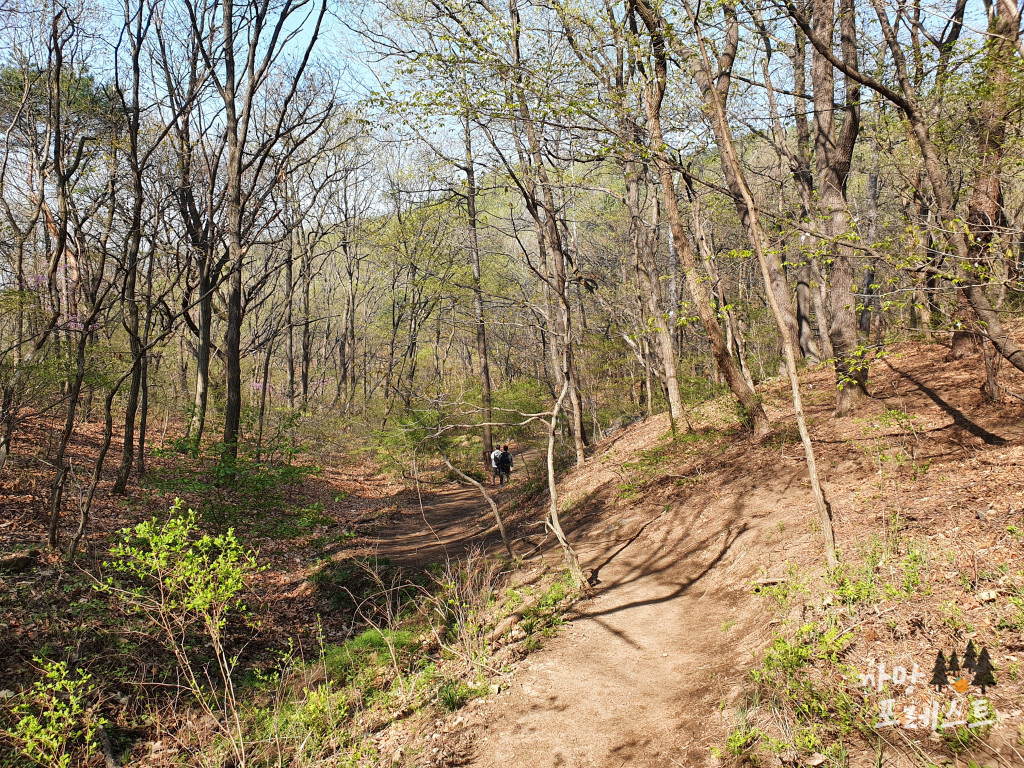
[[979, 590, 998, 602], [805, 754, 826, 767], [0, 690, 15, 700]]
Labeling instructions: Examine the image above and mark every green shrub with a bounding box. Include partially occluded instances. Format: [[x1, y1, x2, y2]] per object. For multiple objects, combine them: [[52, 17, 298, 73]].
[[7, 659, 101, 768]]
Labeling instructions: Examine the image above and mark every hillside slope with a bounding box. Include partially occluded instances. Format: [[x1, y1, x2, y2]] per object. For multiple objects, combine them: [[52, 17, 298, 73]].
[[451, 340, 1024, 768]]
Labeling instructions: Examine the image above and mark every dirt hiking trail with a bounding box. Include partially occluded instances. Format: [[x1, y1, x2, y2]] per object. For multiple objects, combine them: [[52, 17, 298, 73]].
[[370, 417, 821, 768], [463, 421, 812, 768]]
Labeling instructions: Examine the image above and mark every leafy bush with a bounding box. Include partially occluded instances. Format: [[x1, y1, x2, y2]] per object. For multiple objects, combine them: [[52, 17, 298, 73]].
[[6, 659, 101, 768], [103, 500, 258, 628], [100, 501, 259, 766]]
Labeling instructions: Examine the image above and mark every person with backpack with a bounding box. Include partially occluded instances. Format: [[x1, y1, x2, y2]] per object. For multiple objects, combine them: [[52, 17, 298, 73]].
[[490, 446, 503, 485], [497, 445, 514, 486]]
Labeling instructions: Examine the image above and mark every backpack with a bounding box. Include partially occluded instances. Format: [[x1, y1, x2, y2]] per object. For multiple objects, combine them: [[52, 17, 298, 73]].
[[497, 451, 512, 473]]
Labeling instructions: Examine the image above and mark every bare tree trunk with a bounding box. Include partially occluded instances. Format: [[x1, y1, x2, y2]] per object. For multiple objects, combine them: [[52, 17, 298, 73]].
[[810, 0, 867, 415], [504, 0, 588, 463], [685, 4, 837, 566], [632, 0, 770, 436], [255, 327, 278, 462], [286, 230, 296, 408], [546, 381, 582, 581], [687, 174, 756, 388], [221, 0, 244, 466], [301, 251, 312, 404], [137, 343, 149, 477], [464, 117, 493, 460], [48, 336, 87, 548], [625, 158, 688, 433], [188, 270, 212, 451]]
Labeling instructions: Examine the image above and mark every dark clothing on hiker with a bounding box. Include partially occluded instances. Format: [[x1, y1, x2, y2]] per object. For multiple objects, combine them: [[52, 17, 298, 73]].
[[497, 450, 513, 485]]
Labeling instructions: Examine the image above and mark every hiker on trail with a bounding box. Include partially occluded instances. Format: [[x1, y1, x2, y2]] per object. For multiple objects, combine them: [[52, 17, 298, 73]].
[[490, 446, 503, 485], [497, 445, 514, 486]]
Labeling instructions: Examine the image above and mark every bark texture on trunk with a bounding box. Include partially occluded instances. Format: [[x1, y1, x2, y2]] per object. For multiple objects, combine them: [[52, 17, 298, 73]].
[[810, 0, 867, 415]]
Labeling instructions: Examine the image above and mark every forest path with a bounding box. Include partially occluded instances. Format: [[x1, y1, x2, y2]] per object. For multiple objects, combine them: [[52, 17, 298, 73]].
[[461, 464, 794, 768], [365, 421, 809, 768], [360, 448, 547, 566], [442, 346, 1024, 768]]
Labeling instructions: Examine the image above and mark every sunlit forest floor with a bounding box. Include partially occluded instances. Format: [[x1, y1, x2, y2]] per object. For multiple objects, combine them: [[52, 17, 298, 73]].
[[454, 338, 1024, 767]]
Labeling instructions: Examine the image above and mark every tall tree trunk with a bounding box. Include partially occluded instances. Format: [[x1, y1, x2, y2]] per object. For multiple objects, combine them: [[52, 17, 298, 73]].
[[767, 22, 821, 363], [221, 0, 244, 466], [464, 118, 493, 460], [811, 0, 867, 414], [286, 230, 296, 408], [687, 9, 802, 361], [506, 0, 588, 463], [255, 327, 277, 462], [189, 267, 213, 451], [632, 0, 770, 436], [687, 173, 757, 388], [625, 158, 688, 433], [113, 12, 146, 493], [301, 251, 311, 403], [685, 3, 837, 566], [137, 348, 149, 476]]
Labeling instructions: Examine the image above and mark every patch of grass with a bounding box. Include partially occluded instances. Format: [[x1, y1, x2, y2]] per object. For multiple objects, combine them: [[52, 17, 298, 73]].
[[899, 547, 927, 596], [998, 592, 1024, 633], [941, 601, 975, 633], [321, 628, 422, 685], [436, 678, 484, 711], [751, 563, 810, 608], [617, 446, 669, 499], [722, 722, 763, 758], [827, 561, 878, 606], [742, 617, 864, 765], [674, 427, 718, 445], [519, 570, 575, 637]]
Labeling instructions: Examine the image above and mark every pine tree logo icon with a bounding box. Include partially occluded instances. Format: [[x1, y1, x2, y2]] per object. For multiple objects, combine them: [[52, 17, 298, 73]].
[[947, 649, 969, 692], [929, 641, 995, 693], [963, 640, 978, 674], [929, 651, 948, 691], [973, 647, 996, 693]]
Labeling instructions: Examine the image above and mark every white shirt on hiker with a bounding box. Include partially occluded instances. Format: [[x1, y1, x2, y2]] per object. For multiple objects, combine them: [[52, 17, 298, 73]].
[[490, 448, 502, 468]]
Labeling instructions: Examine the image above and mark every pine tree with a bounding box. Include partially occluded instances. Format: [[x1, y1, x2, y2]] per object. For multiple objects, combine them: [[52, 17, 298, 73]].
[[963, 640, 978, 673], [972, 647, 996, 693], [948, 649, 961, 675], [929, 650, 949, 691]]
